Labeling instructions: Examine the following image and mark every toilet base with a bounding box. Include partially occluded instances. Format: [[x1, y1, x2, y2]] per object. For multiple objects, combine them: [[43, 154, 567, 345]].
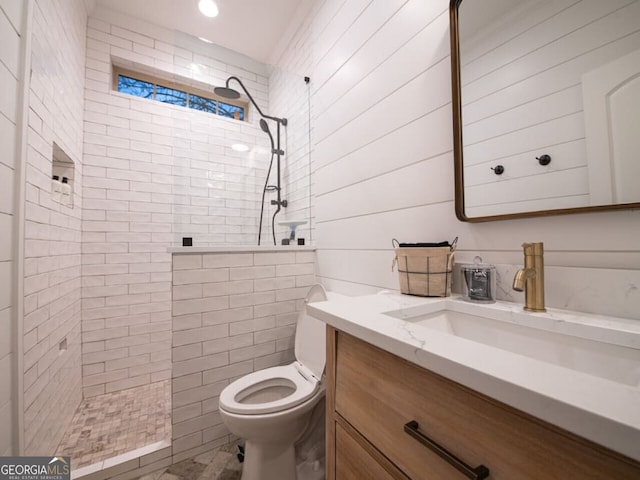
[[241, 440, 296, 480], [296, 458, 325, 480]]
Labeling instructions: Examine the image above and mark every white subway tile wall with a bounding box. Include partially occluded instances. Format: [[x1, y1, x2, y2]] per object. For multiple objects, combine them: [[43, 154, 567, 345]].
[[0, 0, 22, 457], [22, 0, 87, 455], [80, 8, 288, 397], [170, 250, 315, 462]]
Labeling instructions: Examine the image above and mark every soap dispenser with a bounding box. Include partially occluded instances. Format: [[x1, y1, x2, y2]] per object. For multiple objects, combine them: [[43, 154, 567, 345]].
[[462, 256, 496, 303], [60, 177, 72, 207], [51, 175, 62, 203]]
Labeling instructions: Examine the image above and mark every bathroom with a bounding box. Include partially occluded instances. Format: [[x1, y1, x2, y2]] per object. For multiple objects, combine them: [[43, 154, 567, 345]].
[[1, 0, 639, 479]]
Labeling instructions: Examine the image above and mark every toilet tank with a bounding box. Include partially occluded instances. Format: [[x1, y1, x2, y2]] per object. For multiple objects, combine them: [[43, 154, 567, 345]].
[[295, 284, 328, 380]]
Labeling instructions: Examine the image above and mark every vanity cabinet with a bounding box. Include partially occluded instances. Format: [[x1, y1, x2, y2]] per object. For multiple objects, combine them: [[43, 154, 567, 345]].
[[326, 327, 640, 479]]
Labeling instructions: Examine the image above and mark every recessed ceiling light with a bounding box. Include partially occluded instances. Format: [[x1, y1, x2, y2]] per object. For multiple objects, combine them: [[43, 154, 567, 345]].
[[231, 144, 249, 152], [198, 0, 219, 18], [198, 36, 214, 44]]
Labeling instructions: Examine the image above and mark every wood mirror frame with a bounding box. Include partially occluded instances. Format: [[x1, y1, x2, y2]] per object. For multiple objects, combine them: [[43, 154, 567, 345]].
[[449, 0, 640, 222]]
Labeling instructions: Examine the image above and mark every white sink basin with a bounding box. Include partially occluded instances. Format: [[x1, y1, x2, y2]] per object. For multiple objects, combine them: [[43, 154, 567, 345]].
[[385, 302, 640, 387], [309, 293, 640, 462]]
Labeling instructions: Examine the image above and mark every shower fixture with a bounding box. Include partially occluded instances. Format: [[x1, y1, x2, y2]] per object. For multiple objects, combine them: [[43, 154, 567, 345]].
[[214, 76, 288, 245]]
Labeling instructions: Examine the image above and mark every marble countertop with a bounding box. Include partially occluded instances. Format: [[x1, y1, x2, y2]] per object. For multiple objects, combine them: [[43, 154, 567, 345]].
[[307, 293, 640, 462]]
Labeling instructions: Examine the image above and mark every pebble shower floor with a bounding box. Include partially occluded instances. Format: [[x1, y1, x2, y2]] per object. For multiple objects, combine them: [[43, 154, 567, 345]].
[[56, 380, 171, 468]]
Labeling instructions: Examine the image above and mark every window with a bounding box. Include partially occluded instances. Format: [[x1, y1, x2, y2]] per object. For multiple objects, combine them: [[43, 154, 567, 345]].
[[189, 93, 217, 113], [156, 85, 187, 107], [218, 102, 245, 121], [118, 75, 153, 99], [186, 93, 245, 120], [113, 67, 246, 121]]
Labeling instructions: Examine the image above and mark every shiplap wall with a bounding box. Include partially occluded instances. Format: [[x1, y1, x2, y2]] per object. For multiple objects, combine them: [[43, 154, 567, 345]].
[[270, 0, 640, 319], [460, 0, 640, 217], [0, 0, 22, 457], [310, 0, 460, 295]]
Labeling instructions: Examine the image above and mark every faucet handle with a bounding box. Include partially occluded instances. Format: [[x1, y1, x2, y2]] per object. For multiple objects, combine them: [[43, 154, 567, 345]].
[[522, 242, 544, 256]]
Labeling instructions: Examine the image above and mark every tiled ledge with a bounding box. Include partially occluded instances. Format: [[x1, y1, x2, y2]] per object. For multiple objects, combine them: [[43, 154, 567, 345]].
[[71, 440, 171, 480], [168, 246, 316, 253]]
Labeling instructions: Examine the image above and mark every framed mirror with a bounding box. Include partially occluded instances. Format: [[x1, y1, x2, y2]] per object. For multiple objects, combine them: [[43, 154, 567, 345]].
[[450, 0, 640, 222]]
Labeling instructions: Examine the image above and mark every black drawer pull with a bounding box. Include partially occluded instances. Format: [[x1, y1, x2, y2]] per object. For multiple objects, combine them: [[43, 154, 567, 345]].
[[404, 420, 490, 480]]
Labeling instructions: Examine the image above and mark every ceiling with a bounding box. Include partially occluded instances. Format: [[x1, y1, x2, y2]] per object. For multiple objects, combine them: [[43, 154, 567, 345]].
[[92, 0, 310, 64]]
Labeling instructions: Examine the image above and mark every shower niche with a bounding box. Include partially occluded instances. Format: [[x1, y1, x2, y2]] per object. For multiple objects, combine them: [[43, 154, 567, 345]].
[[51, 142, 75, 208]]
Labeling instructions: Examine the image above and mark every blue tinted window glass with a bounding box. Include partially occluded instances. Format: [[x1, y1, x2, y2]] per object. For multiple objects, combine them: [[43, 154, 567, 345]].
[[189, 94, 217, 114], [156, 85, 187, 106], [116, 73, 245, 121], [218, 102, 245, 121], [118, 75, 153, 99]]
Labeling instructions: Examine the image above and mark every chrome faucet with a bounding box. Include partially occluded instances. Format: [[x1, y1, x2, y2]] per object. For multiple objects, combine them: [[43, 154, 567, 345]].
[[512, 242, 546, 312]]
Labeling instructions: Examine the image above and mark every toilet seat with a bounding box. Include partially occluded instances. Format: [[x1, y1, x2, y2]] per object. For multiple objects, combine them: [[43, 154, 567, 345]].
[[219, 363, 320, 415], [219, 284, 328, 417]]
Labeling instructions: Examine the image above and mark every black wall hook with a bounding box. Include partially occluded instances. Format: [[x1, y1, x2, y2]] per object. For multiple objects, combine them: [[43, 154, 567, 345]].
[[491, 165, 505, 175], [536, 154, 551, 166]]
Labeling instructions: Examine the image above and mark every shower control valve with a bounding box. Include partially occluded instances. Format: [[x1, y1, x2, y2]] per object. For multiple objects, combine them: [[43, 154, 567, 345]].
[[271, 199, 288, 208]]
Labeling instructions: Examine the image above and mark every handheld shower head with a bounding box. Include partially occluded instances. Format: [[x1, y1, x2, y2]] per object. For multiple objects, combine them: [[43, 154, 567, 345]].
[[260, 118, 275, 152]]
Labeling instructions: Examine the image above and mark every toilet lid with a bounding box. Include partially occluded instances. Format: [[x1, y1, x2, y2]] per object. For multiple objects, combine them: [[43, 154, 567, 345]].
[[219, 364, 320, 415], [295, 284, 328, 380]]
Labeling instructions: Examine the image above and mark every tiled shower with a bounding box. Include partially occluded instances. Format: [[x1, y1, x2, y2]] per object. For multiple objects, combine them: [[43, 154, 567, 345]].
[[7, 0, 312, 475]]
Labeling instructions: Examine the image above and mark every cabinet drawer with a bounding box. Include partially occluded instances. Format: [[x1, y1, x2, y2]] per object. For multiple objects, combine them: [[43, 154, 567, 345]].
[[336, 422, 403, 480], [334, 331, 640, 480]]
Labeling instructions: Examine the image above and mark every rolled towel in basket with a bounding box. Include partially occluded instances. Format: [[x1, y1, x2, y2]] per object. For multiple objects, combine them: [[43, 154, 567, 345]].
[[392, 237, 457, 249], [396, 241, 451, 248]]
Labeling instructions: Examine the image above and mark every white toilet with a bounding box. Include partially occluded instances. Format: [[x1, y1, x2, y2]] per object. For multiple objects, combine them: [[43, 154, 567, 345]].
[[219, 284, 328, 480]]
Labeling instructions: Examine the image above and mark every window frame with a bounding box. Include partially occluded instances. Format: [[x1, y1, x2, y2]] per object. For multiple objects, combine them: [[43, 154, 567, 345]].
[[112, 66, 248, 121]]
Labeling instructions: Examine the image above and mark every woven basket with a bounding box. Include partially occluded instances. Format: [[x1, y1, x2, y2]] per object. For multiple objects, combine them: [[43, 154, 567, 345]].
[[392, 240, 456, 297]]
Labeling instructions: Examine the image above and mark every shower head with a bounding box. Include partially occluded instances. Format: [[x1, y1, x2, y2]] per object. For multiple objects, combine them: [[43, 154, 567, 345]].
[[215, 76, 287, 126], [213, 86, 241, 99], [260, 118, 275, 152]]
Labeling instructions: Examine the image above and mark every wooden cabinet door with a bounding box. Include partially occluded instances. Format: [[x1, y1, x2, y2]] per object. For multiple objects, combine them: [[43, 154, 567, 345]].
[[336, 422, 407, 480], [332, 329, 640, 480]]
